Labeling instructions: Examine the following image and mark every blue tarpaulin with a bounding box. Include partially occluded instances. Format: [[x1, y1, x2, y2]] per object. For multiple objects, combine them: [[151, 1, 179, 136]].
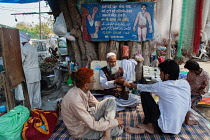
[[0, 0, 45, 3]]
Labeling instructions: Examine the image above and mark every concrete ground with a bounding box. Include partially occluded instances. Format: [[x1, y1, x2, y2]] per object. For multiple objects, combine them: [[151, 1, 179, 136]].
[[41, 85, 70, 111]]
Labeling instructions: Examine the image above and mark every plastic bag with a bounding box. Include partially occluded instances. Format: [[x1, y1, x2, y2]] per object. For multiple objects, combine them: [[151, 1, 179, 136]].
[[158, 56, 165, 63], [0, 105, 30, 140], [15, 84, 25, 101], [135, 51, 144, 62], [122, 45, 129, 58], [64, 32, 76, 41], [53, 12, 67, 36]]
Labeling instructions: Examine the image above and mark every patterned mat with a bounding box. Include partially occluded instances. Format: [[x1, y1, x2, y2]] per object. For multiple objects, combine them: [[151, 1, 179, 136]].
[[49, 105, 210, 140]]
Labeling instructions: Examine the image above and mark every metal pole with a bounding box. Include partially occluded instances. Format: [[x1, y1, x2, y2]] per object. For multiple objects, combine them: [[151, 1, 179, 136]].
[[39, 1, 41, 39], [166, 0, 174, 59]]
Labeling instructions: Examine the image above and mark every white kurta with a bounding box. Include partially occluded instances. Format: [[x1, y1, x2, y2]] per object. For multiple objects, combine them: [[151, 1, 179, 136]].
[[121, 59, 137, 82], [99, 69, 141, 111], [137, 79, 191, 134], [21, 43, 42, 109]]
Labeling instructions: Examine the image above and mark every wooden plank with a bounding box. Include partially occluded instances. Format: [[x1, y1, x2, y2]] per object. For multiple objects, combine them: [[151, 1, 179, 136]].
[[0, 72, 3, 87], [0, 28, 25, 89], [1, 72, 15, 111], [21, 82, 31, 111], [0, 28, 31, 111], [0, 36, 2, 57]]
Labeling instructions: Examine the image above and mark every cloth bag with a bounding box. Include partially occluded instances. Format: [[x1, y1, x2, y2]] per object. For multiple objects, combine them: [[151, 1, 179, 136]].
[[0, 105, 30, 140], [22, 109, 58, 140], [122, 45, 129, 58], [135, 51, 144, 62], [15, 84, 25, 101], [158, 56, 165, 63]]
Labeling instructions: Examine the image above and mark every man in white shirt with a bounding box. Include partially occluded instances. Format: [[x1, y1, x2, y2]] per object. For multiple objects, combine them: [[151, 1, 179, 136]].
[[19, 32, 42, 109], [124, 59, 197, 135], [99, 52, 141, 111]]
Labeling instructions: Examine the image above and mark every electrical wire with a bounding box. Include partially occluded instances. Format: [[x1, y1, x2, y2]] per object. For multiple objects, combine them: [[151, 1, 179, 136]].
[[0, 6, 50, 13], [0, 6, 46, 9], [0, 8, 21, 12]]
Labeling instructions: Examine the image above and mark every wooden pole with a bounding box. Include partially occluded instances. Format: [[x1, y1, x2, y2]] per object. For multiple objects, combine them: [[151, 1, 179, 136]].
[[1, 72, 15, 111], [39, 1, 42, 39], [0, 72, 31, 111], [21, 82, 31, 111], [166, 0, 174, 59]]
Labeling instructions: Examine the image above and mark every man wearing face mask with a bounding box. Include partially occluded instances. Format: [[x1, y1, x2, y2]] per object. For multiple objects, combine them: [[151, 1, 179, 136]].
[[19, 32, 42, 109], [99, 52, 141, 112]]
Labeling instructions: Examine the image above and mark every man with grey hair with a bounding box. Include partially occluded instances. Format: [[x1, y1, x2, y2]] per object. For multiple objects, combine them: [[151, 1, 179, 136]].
[[99, 52, 141, 111]]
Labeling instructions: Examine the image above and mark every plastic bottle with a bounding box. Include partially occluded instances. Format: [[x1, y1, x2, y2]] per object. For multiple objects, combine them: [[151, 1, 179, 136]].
[[65, 56, 68, 63], [67, 76, 73, 86], [68, 62, 72, 73], [74, 63, 79, 71], [64, 56, 70, 65], [70, 61, 75, 71], [67, 56, 71, 64]]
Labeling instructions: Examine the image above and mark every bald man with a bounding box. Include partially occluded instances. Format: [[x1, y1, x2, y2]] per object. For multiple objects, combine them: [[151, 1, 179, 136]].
[[99, 52, 141, 111]]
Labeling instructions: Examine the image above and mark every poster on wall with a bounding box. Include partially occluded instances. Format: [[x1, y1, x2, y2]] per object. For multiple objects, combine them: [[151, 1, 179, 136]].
[[82, 2, 154, 42]]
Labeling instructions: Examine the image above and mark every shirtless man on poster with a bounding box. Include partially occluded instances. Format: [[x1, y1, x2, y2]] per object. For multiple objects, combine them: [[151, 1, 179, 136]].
[[86, 7, 101, 38], [133, 4, 153, 41], [82, 6, 101, 40]]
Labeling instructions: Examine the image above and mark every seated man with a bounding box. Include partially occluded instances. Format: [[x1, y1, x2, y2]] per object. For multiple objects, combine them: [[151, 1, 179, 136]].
[[124, 59, 197, 135], [184, 60, 210, 112], [99, 52, 141, 111], [61, 68, 124, 140]]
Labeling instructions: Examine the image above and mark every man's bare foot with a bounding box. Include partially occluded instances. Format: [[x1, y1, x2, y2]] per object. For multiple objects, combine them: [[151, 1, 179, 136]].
[[185, 120, 198, 125], [136, 123, 154, 134], [100, 136, 111, 140], [124, 126, 145, 134], [100, 130, 111, 140]]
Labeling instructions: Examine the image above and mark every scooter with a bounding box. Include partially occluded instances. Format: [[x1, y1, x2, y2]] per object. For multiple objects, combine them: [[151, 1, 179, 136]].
[[191, 44, 208, 62]]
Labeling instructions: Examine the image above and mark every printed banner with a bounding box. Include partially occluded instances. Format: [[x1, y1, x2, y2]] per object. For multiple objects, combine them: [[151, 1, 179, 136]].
[[82, 2, 154, 42]]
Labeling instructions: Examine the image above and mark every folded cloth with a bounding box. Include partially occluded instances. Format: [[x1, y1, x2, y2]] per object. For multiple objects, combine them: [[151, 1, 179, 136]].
[[198, 97, 210, 105]]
